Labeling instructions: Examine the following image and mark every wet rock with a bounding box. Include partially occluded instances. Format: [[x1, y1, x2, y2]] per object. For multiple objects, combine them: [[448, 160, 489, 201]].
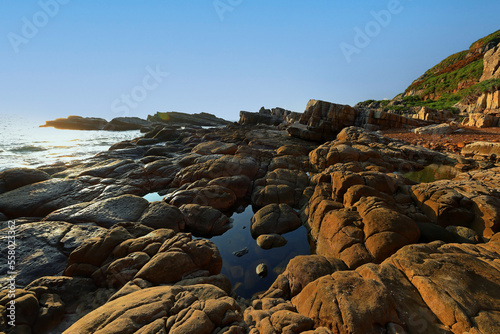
[[180, 204, 231, 237], [250, 204, 302, 238], [232, 247, 249, 257], [0, 167, 50, 194], [256, 234, 288, 250]]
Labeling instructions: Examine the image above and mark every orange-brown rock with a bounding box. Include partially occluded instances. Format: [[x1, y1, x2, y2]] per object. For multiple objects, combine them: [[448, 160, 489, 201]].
[[293, 236, 500, 334]]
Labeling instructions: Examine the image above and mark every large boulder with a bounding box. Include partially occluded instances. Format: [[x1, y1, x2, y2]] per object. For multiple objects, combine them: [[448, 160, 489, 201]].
[[288, 100, 358, 142], [239, 111, 284, 126], [0, 221, 105, 287], [410, 171, 500, 238], [480, 44, 500, 81], [316, 197, 420, 268], [165, 185, 237, 211], [44, 195, 150, 228], [0, 167, 50, 194], [63, 284, 243, 334], [293, 237, 500, 334], [180, 204, 231, 237], [65, 227, 222, 289], [261, 255, 347, 299], [0, 179, 96, 218], [250, 204, 302, 238], [413, 123, 456, 135], [174, 155, 260, 186]]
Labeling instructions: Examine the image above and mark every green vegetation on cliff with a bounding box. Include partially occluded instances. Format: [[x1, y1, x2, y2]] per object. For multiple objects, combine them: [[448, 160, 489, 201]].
[[404, 29, 500, 101]]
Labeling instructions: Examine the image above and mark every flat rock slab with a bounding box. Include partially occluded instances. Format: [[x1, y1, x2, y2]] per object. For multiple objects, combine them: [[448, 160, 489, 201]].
[[0, 221, 106, 287]]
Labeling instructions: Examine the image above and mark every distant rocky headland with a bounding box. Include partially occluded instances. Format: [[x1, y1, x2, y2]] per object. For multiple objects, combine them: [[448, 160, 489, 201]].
[[1, 30, 500, 334], [40, 111, 230, 131]]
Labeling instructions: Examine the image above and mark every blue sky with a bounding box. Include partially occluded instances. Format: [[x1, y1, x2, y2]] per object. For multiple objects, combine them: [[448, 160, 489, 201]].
[[1, 1, 499, 122]]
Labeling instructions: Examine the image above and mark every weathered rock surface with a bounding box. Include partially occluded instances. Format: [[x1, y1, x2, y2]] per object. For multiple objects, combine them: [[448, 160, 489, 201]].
[[65, 226, 222, 289], [63, 284, 244, 334], [192, 141, 238, 155], [256, 234, 288, 250], [250, 204, 302, 238], [44, 194, 149, 228], [174, 155, 260, 186], [261, 255, 347, 299], [410, 169, 500, 238], [165, 185, 237, 211], [413, 123, 456, 135], [481, 44, 500, 81], [180, 204, 232, 237], [0, 167, 50, 194], [239, 110, 284, 126], [462, 141, 500, 160], [0, 221, 106, 287], [288, 100, 358, 142], [293, 237, 500, 334], [316, 197, 420, 268]]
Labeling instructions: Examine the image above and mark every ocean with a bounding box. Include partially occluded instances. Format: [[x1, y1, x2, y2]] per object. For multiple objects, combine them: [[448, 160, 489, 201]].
[[0, 114, 141, 172]]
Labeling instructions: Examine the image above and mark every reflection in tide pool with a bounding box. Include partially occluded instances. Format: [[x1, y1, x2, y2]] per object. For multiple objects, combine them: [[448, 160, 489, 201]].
[[209, 206, 312, 299], [143, 192, 163, 202], [141, 194, 313, 298], [404, 164, 458, 183]]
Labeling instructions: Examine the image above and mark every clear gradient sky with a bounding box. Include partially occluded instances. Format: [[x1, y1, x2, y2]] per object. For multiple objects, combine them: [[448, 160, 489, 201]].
[[1, 0, 499, 122]]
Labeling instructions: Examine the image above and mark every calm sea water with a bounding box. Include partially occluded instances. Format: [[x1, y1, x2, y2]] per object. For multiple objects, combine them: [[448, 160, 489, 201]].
[[0, 114, 141, 172]]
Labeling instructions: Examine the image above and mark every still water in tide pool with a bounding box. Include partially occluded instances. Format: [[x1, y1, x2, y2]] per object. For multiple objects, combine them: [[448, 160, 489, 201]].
[[213, 206, 312, 299], [404, 164, 458, 183], [143, 193, 312, 299]]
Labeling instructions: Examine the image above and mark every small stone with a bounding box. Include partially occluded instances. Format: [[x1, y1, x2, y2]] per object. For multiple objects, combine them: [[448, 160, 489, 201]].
[[256, 263, 268, 278], [232, 247, 249, 257]]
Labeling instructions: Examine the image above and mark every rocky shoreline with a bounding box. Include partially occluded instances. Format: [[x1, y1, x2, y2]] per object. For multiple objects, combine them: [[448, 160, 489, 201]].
[[1, 100, 500, 333]]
